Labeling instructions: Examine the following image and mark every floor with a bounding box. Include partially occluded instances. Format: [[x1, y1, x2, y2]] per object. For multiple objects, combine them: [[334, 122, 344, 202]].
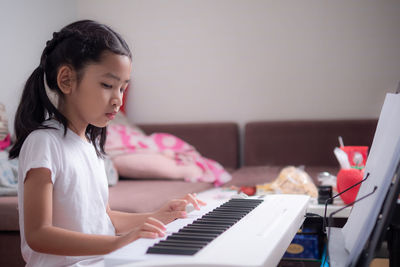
[[370, 258, 389, 267]]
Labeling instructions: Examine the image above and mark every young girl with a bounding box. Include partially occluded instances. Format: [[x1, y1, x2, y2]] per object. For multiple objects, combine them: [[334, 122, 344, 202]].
[[9, 20, 205, 267]]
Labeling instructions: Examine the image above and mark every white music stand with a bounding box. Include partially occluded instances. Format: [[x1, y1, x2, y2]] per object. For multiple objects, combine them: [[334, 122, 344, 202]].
[[327, 92, 400, 267]]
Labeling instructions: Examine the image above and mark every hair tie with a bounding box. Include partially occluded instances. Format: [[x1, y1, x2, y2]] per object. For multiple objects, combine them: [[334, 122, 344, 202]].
[[44, 74, 59, 109]]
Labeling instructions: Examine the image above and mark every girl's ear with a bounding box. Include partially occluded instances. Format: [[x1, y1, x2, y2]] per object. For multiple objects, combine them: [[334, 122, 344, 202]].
[[57, 65, 76, 94]]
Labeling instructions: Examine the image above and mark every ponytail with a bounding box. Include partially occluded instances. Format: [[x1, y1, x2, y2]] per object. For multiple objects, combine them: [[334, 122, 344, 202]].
[[8, 66, 67, 159]]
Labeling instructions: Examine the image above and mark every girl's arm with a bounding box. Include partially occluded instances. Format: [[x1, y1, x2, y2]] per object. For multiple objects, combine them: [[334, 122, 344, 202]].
[[107, 193, 207, 234], [24, 168, 165, 256]]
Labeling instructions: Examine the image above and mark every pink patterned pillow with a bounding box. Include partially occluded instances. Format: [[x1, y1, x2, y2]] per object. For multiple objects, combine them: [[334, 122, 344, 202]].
[[106, 120, 231, 186]]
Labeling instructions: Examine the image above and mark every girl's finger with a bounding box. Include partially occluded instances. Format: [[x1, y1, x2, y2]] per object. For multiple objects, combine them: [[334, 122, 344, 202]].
[[186, 193, 200, 210], [138, 231, 159, 239], [169, 199, 187, 211], [146, 216, 166, 230], [197, 198, 207, 206], [141, 223, 165, 237], [172, 210, 187, 219], [191, 193, 207, 206]]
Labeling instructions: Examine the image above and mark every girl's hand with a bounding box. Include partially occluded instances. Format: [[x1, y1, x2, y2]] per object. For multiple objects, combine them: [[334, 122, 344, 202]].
[[153, 193, 207, 224], [184, 193, 207, 210], [116, 217, 166, 249], [131, 216, 166, 239]]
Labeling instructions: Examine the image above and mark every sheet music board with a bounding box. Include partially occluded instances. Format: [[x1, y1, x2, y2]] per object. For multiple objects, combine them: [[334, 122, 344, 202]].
[[328, 93, 400, 267]]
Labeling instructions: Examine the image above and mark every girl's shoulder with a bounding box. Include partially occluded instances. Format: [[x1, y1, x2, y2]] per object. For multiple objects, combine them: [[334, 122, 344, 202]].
[[25, 119, 64, 144]]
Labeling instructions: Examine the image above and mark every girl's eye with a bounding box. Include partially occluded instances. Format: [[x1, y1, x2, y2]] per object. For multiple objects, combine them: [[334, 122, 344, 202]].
[[101, 83, 112, 89], [120, 87, 127, 93]]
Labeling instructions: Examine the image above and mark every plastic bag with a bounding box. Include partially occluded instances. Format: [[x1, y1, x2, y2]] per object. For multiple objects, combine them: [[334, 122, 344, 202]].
[[256, 166, 318, 198]]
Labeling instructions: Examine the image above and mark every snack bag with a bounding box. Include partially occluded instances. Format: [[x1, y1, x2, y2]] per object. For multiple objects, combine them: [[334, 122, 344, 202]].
[[257, 166, 318, 198]]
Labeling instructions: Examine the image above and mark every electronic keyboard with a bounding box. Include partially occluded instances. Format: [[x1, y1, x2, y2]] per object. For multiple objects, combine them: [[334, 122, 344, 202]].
[[104, 194, 310, 267]]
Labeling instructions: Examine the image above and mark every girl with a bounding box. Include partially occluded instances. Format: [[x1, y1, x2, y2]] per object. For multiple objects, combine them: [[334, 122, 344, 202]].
[[9, 20, 205, 266]]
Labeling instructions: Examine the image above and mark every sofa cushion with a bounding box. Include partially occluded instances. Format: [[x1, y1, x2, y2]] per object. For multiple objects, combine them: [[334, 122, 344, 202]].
[[244, 120, 377, 167], [139, 122, 239, 169], [0, 196, 19, 231], [0, 231, 24, 267]]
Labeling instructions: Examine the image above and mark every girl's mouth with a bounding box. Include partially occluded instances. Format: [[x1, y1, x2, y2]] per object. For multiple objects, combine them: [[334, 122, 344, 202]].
[[106, 112, 117, 120]]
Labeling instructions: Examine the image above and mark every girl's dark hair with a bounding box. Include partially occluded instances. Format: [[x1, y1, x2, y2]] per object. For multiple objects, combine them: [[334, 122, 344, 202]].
[[9, 20, 132, 159]]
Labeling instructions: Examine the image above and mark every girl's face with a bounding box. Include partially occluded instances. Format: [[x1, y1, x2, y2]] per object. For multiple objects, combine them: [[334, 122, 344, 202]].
[[63, 51, 132, 136]]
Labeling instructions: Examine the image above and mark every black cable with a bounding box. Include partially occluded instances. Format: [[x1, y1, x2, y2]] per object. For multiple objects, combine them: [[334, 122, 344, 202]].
[[325, 186, 377, 267], [323, 172, 370, 234]]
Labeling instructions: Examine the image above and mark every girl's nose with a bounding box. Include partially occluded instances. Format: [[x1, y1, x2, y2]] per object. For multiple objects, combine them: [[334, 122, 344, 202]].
[[111, 91, 123, 108]]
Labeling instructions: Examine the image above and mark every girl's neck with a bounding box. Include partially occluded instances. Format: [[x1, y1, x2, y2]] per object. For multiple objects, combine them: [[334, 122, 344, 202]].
[[58, 105, 88, 141], [67, 122, 88, 141]]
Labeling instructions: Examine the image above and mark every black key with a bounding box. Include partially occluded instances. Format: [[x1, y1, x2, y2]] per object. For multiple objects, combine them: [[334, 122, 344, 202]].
[[153, 241, 204, 248], [222, 201, 259, 206], [196, 219, 239, 225], [196, 216, 240, 222], [192, 220, 235, 226], [221, 202, 259, 208], [213, 207, 253, 213], [222, 205, 259, 209], [223, 199, 261, 204], [147, 245, 199, 255], [158, 239, 209, 246], [228, 199, 263, 204], [188, 223, 231, 230], [184, 224, 228, 229], [222, 201, 261, 207], [202, 214, 243, 220], [206, 211, 246, 217], [179, 227, 225, 234], [167, 233, 216, 242], [171, 232, 219, 239], [182, 224, 228, 230]]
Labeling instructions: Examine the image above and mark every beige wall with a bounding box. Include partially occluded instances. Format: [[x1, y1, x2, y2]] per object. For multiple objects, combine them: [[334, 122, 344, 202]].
[[2, 1, 400, 133], [0, 0, 77, 134], [77, 0, 400, 126]]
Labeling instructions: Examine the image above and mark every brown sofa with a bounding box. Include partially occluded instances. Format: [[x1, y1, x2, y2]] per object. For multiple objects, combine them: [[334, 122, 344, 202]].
[[0, 119, 377, 267]]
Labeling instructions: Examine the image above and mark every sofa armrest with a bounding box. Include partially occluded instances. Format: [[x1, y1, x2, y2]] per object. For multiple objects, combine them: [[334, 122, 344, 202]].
[[138, 122, 240, 169]]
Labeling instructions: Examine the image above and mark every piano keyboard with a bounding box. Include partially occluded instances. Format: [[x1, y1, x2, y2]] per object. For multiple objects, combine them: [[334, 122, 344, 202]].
[[105, 194, 310, 267], [147, 198, 263, 255]]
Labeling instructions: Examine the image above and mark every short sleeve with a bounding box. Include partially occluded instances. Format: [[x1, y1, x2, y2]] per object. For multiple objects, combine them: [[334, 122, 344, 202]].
[[19, 130, 61, 184]]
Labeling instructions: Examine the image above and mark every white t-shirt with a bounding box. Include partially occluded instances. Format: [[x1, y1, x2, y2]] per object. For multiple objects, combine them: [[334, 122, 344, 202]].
[[17, 120, 115, 267]]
